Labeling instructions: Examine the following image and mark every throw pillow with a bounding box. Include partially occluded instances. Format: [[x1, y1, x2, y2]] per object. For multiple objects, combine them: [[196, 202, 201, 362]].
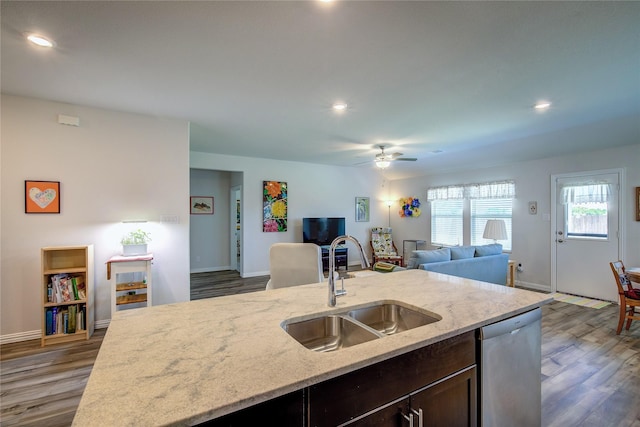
[[407, 248, 451, 268], [475, 243, 503, 257], [450, 246, 475, 260]]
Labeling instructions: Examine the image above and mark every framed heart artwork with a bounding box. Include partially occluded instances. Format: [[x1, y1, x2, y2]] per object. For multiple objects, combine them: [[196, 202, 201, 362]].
[[25, 180, 60, 214]]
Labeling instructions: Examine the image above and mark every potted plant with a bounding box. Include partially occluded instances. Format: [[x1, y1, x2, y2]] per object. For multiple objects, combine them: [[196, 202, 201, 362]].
[[121, 229, 151, 256]]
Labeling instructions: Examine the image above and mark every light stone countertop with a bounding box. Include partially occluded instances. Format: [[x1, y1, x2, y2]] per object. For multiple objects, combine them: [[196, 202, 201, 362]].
[[72, 269, 552, 426]]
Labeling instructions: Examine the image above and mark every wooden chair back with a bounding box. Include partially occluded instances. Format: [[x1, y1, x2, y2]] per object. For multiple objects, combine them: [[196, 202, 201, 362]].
[[609, 260, 640, 334]]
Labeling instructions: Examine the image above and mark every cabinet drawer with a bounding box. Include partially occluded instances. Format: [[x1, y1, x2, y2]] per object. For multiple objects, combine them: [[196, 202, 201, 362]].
[[308, 331, 476, 427]]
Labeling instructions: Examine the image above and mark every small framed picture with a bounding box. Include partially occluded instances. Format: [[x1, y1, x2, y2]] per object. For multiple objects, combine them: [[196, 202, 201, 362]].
[[191, 196, 214, 215], [25, 180, 60, 214], [355, 197, 370, 222]]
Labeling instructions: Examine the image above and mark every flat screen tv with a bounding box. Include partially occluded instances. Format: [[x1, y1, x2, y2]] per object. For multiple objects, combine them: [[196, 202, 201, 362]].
[[302, 217, 345, 247]]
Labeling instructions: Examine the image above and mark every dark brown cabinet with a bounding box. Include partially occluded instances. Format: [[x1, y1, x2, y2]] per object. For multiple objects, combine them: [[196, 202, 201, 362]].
[[343, 366, 476, 426], [199, 390, 305, 427], [199, 331, 477, 426], [308, 331, 477, 427]]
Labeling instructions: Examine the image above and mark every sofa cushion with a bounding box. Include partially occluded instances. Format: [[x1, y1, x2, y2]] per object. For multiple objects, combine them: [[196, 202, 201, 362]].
[[407, 248, 451, 269], [450, 246, 475, 260], [475, 244, 503, 257], [419, 253, 509, 285]]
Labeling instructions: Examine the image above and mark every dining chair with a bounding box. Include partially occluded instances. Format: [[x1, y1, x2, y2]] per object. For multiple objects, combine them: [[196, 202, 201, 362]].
[[265, 243, 324, 290], [609, 260, 640, 334]]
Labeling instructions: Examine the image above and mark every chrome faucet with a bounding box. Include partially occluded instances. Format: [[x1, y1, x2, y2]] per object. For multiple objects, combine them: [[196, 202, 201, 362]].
[[328, 235, 371, 307]]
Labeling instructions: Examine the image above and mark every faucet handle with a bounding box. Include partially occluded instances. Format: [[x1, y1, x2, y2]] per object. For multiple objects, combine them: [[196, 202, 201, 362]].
[[335, 277, 347, 297]]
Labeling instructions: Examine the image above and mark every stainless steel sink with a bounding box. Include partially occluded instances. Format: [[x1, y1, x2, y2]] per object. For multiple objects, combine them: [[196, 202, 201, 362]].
[[346, 302, 441, 335], [283, 315, 382, 353], [282, 301, 441, 352]]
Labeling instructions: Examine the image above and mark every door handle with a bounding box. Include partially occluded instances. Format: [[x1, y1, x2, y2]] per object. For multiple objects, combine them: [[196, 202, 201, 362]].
[[402, 412, 414, 427], [411, 408, 423, 427]]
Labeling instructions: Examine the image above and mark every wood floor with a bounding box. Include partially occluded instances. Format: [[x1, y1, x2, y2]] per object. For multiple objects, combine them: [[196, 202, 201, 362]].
[[1, 271, 638, 426]]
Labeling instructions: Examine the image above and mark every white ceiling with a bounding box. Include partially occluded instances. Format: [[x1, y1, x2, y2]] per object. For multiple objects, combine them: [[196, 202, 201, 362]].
[[2, 1, 639, 179]]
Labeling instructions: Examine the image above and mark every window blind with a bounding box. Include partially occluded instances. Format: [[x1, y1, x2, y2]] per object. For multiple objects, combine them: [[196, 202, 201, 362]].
[[430, 200, 464, 247], [470, 199, 513, 251]]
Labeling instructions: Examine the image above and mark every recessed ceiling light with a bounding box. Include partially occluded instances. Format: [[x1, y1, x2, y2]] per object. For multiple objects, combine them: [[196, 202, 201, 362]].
[[534, 101, 551, 110], [332, 102, 348, 112], [26, 33, 55, 48]]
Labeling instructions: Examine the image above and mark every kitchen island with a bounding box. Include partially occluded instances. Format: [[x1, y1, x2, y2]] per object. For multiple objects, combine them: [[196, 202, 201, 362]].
[[72, 269, 552, 426]]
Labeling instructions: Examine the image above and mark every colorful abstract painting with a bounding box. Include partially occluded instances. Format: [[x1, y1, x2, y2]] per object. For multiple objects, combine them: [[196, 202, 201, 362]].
[[263, 181, 287, 232]]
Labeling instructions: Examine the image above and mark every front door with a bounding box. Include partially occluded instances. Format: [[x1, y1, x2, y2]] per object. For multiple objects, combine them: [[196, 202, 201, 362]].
[[553, 170, 621, 301]]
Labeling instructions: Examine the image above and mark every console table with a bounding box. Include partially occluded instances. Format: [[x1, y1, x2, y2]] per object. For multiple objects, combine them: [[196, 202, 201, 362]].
[[321, 246, 348, 272], [106, 254, 153, 316]]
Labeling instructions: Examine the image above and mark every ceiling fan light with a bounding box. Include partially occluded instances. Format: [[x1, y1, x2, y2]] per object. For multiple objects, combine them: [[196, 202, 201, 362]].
[[26, 33, 55, 48], [375, 159, 391, 169]]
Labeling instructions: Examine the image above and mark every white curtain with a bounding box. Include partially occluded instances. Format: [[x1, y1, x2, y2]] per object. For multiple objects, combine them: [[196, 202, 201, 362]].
[[427, 180, 515, 201], [465, 180, 515, 199], [427, 185, 465, 201], [561, 183, 611, 204]]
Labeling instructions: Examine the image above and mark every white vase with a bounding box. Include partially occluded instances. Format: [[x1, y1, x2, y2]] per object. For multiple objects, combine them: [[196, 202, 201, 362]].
[[122, 244, 148, 256]]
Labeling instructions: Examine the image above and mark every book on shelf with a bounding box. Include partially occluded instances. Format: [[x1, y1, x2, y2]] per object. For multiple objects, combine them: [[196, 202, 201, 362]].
[[51, 307, 58, 334], [50, 273, 68, 303], [60, 278, 72, 302], [68, 305, 76, 333], [46, 309, 53, 335], [46, 304, 86, 335], [49, 274, 85, 303]]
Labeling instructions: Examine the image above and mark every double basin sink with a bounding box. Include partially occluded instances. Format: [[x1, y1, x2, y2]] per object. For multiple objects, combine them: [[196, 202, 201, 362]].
[[282, 301, 441, 353]]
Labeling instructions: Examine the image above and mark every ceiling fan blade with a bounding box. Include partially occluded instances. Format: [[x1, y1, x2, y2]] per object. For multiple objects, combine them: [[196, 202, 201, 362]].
[[394, 157, 417, 161]]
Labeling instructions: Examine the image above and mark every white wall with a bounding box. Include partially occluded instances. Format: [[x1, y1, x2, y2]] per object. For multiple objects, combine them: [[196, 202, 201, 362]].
[[190, 169, 232, 272], [1, 95, 191, 340], [190, 153, 389, 276], [389, 144, 640, 291]]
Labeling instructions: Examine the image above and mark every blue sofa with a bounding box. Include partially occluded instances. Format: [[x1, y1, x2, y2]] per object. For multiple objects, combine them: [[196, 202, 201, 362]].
[[406, 244, 509, 285]]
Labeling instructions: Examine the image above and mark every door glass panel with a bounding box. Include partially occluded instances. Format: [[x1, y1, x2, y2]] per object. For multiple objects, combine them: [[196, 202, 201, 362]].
[[565, 200, 608, 239]]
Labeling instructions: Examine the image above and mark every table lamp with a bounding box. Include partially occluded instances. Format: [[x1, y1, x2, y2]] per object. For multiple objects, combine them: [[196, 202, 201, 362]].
[[483, 219, 507, 243]]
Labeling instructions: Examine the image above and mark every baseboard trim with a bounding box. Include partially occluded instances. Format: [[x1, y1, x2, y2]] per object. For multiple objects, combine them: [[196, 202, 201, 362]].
[[515, 280, 551, 292], [0, 330, 41, 345], [96, 319, 110, 329], [191, 266, 232, 274], [1, 321, 110, 345], [242, 270, 270, 278]]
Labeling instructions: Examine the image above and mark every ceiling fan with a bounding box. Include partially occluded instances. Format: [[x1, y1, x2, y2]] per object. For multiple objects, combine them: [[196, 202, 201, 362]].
[[374, 145, 417, 169]]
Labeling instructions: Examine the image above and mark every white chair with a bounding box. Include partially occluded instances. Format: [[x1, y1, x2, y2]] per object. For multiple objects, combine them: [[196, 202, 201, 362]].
[[265, 243, 324, 290]]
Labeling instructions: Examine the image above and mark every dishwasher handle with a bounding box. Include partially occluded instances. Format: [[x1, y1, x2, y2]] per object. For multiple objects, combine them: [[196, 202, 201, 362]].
[[479, 308, 541, 340]]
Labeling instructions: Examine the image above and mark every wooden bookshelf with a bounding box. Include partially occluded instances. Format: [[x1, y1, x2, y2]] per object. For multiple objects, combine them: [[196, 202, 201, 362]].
[[41, 245, 94, 347]]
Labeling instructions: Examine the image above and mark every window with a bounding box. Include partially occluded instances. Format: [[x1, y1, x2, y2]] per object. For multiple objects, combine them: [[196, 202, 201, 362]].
[[561, 183, 610, 239], [428, 181, 515, 251], [471, 199, 513, 251], [430, 199, 463, 247], [565, 201, 608, 238]]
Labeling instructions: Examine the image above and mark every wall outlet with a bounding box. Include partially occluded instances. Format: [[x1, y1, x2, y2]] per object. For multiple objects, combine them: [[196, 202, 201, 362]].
[[528, 201, 537, 215]]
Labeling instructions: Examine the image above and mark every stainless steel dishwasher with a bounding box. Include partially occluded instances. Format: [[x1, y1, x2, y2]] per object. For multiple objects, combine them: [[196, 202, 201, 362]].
[[479, 307, 542, 427]]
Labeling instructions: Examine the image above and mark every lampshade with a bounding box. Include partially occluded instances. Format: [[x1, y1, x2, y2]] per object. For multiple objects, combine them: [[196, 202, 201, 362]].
[[375, 159, 390, 169], [483, 219, 507, 241]]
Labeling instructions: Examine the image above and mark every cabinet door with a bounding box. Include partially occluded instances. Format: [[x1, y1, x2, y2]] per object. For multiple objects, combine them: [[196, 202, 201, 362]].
[[341, 397, 410, 427], [409, 365, 477, 427], [308, 332, 475, 427], [198, 390, 304, 427]]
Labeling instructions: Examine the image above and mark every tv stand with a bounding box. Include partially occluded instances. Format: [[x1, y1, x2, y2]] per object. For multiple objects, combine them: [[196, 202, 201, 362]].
[[320, 246, 348, 272]]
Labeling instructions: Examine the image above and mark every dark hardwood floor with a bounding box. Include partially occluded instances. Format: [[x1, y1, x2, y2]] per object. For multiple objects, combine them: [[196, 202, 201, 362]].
[[1, 271, 638, 426]]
